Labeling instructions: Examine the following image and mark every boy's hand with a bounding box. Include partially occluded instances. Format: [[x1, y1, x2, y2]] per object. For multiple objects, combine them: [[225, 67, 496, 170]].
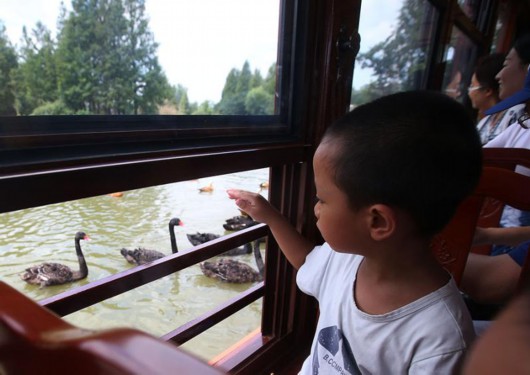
[[226, 189, 278, 224], [228, 189, 314, 269]]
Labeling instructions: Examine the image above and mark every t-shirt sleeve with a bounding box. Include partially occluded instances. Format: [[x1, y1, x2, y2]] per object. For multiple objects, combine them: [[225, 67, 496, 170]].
[[409, 351, 466, 375], [296, 243, 332, 299]]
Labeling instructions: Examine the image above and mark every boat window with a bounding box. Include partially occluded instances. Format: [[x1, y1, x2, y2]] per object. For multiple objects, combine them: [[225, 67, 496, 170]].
[[1, 168, 269, 361], [1, 0, 280, 117], [0, 0, 286, 171], [351, 0, 438, 107]]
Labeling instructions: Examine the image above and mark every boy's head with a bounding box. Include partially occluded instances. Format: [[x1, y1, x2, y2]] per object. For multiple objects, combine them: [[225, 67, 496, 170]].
[[497, 33, 530, 100], [318, 91, 482, 238], [475, 53, 505, 92]]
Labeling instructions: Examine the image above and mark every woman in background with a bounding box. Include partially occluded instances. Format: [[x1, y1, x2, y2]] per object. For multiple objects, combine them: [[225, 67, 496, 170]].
[[468, 53, 507, 144]]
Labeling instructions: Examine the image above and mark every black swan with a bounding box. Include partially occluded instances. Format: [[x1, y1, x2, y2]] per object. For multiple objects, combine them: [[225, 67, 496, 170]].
[[120, 217, 183, 265], [20, 231, 90, 287], [200, 240, 264, 283], [223, 215, 258, 231], [187, 232, 220, 245], [186, 232, 252, 256]]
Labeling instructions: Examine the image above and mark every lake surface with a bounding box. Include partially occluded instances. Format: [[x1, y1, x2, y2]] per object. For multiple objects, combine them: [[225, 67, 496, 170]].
[[0, 168, 269, 361]]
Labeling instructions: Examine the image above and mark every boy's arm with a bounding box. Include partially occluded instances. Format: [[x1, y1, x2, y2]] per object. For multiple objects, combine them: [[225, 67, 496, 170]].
[[227, 189, 314, 269], [473, 226, 530, 247]]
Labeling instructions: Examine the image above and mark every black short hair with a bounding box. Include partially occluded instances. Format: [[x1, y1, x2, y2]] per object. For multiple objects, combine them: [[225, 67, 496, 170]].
[[475, 53, 505, 94], [514, 33, 530, 65], [322, 91, 482, 237]]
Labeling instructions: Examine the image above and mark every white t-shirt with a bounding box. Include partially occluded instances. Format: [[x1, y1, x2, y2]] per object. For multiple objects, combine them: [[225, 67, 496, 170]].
[[484, 104, 530, 228], [296, 243, 475, 375], [484, 104, 530, 176], [476, 104, 522, 145]]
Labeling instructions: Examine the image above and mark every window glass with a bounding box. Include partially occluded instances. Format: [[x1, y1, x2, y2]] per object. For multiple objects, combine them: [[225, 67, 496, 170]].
[[351, 0, 437, 107], [0, 0, 279, 116], [442, 27, 478, 103]]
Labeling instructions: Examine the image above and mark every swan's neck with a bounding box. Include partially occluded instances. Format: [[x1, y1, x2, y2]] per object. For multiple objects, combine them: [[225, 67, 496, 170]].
[[169, 223, 178, 253], [253, 240, 264, 275], [75, 238, 88, 279]]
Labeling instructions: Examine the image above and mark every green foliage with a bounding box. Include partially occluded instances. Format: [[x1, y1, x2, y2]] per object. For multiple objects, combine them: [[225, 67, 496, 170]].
[[172, 84, 187, 107], [15, 23, 59, 115], [178, 91, 190, 114], [192, 101, 216, 115], [263, 64, 276, 96], [350, 86, 375, 107], [0, 24, 18, 115], [191, 100, 214, 115], [218, 67, 245, 114], [31, 100, 74, 115], [217, 61, 276, 115], [245, 87, 273, 115]]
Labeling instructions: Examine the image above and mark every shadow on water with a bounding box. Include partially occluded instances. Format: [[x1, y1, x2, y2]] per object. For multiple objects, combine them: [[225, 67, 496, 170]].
[[0, 168, 269, 360]]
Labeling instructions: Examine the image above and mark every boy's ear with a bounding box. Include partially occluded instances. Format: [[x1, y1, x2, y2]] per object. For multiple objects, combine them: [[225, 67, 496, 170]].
[[367, 204, 396, 241]]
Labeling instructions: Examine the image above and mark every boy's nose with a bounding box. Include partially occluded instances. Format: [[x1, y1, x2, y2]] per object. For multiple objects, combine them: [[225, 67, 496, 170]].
[[314, 203, 320, 218]]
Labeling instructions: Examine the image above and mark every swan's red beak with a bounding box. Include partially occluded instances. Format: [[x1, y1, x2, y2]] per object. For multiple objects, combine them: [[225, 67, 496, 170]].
[[179, 220, 184, 226], [84, 235, 91, 241]]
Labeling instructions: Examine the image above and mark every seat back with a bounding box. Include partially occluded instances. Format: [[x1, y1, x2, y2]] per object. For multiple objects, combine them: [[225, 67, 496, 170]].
[[431, 195, 484, 285], [0, 281, 224, 374], [482, 147, 530, 170], [432, 166, 530, 286]]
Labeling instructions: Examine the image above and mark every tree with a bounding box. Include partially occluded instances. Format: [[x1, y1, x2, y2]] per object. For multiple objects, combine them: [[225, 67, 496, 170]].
[[15, 23, 59, 115], [172, 84, 187, 108], [217, 67, 242, 114], [0, 23, 18, 115], [55, 0, 171, 114], [263, 64, 276, 96], [355, 0, 431, 101], [217, 61, 253, 115], [122, 0, 172, 114], [217, 61, 276, 115], [192, 101, 216, 115], [178, 91, 190, 114], [249, 68, 263, 89], [245, 86, 273, 115]]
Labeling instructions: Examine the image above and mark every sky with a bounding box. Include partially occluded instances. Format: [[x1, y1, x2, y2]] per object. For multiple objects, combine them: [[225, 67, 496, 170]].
[[1, 0, 403, 103]]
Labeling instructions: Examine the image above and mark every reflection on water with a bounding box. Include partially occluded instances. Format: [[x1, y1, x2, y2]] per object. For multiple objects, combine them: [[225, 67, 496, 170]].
[[0, 168, 269, 360]]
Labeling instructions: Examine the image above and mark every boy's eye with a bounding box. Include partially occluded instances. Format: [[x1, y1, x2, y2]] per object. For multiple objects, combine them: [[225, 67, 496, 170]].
[[314, 196, 323, 204]]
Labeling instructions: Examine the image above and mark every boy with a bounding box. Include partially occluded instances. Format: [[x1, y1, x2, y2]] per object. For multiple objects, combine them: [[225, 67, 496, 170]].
[[228, 91, 482, 374]]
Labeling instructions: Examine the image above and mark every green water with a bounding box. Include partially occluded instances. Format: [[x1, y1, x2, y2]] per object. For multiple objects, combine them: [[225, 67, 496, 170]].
[[0, 168, 269, 361]]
